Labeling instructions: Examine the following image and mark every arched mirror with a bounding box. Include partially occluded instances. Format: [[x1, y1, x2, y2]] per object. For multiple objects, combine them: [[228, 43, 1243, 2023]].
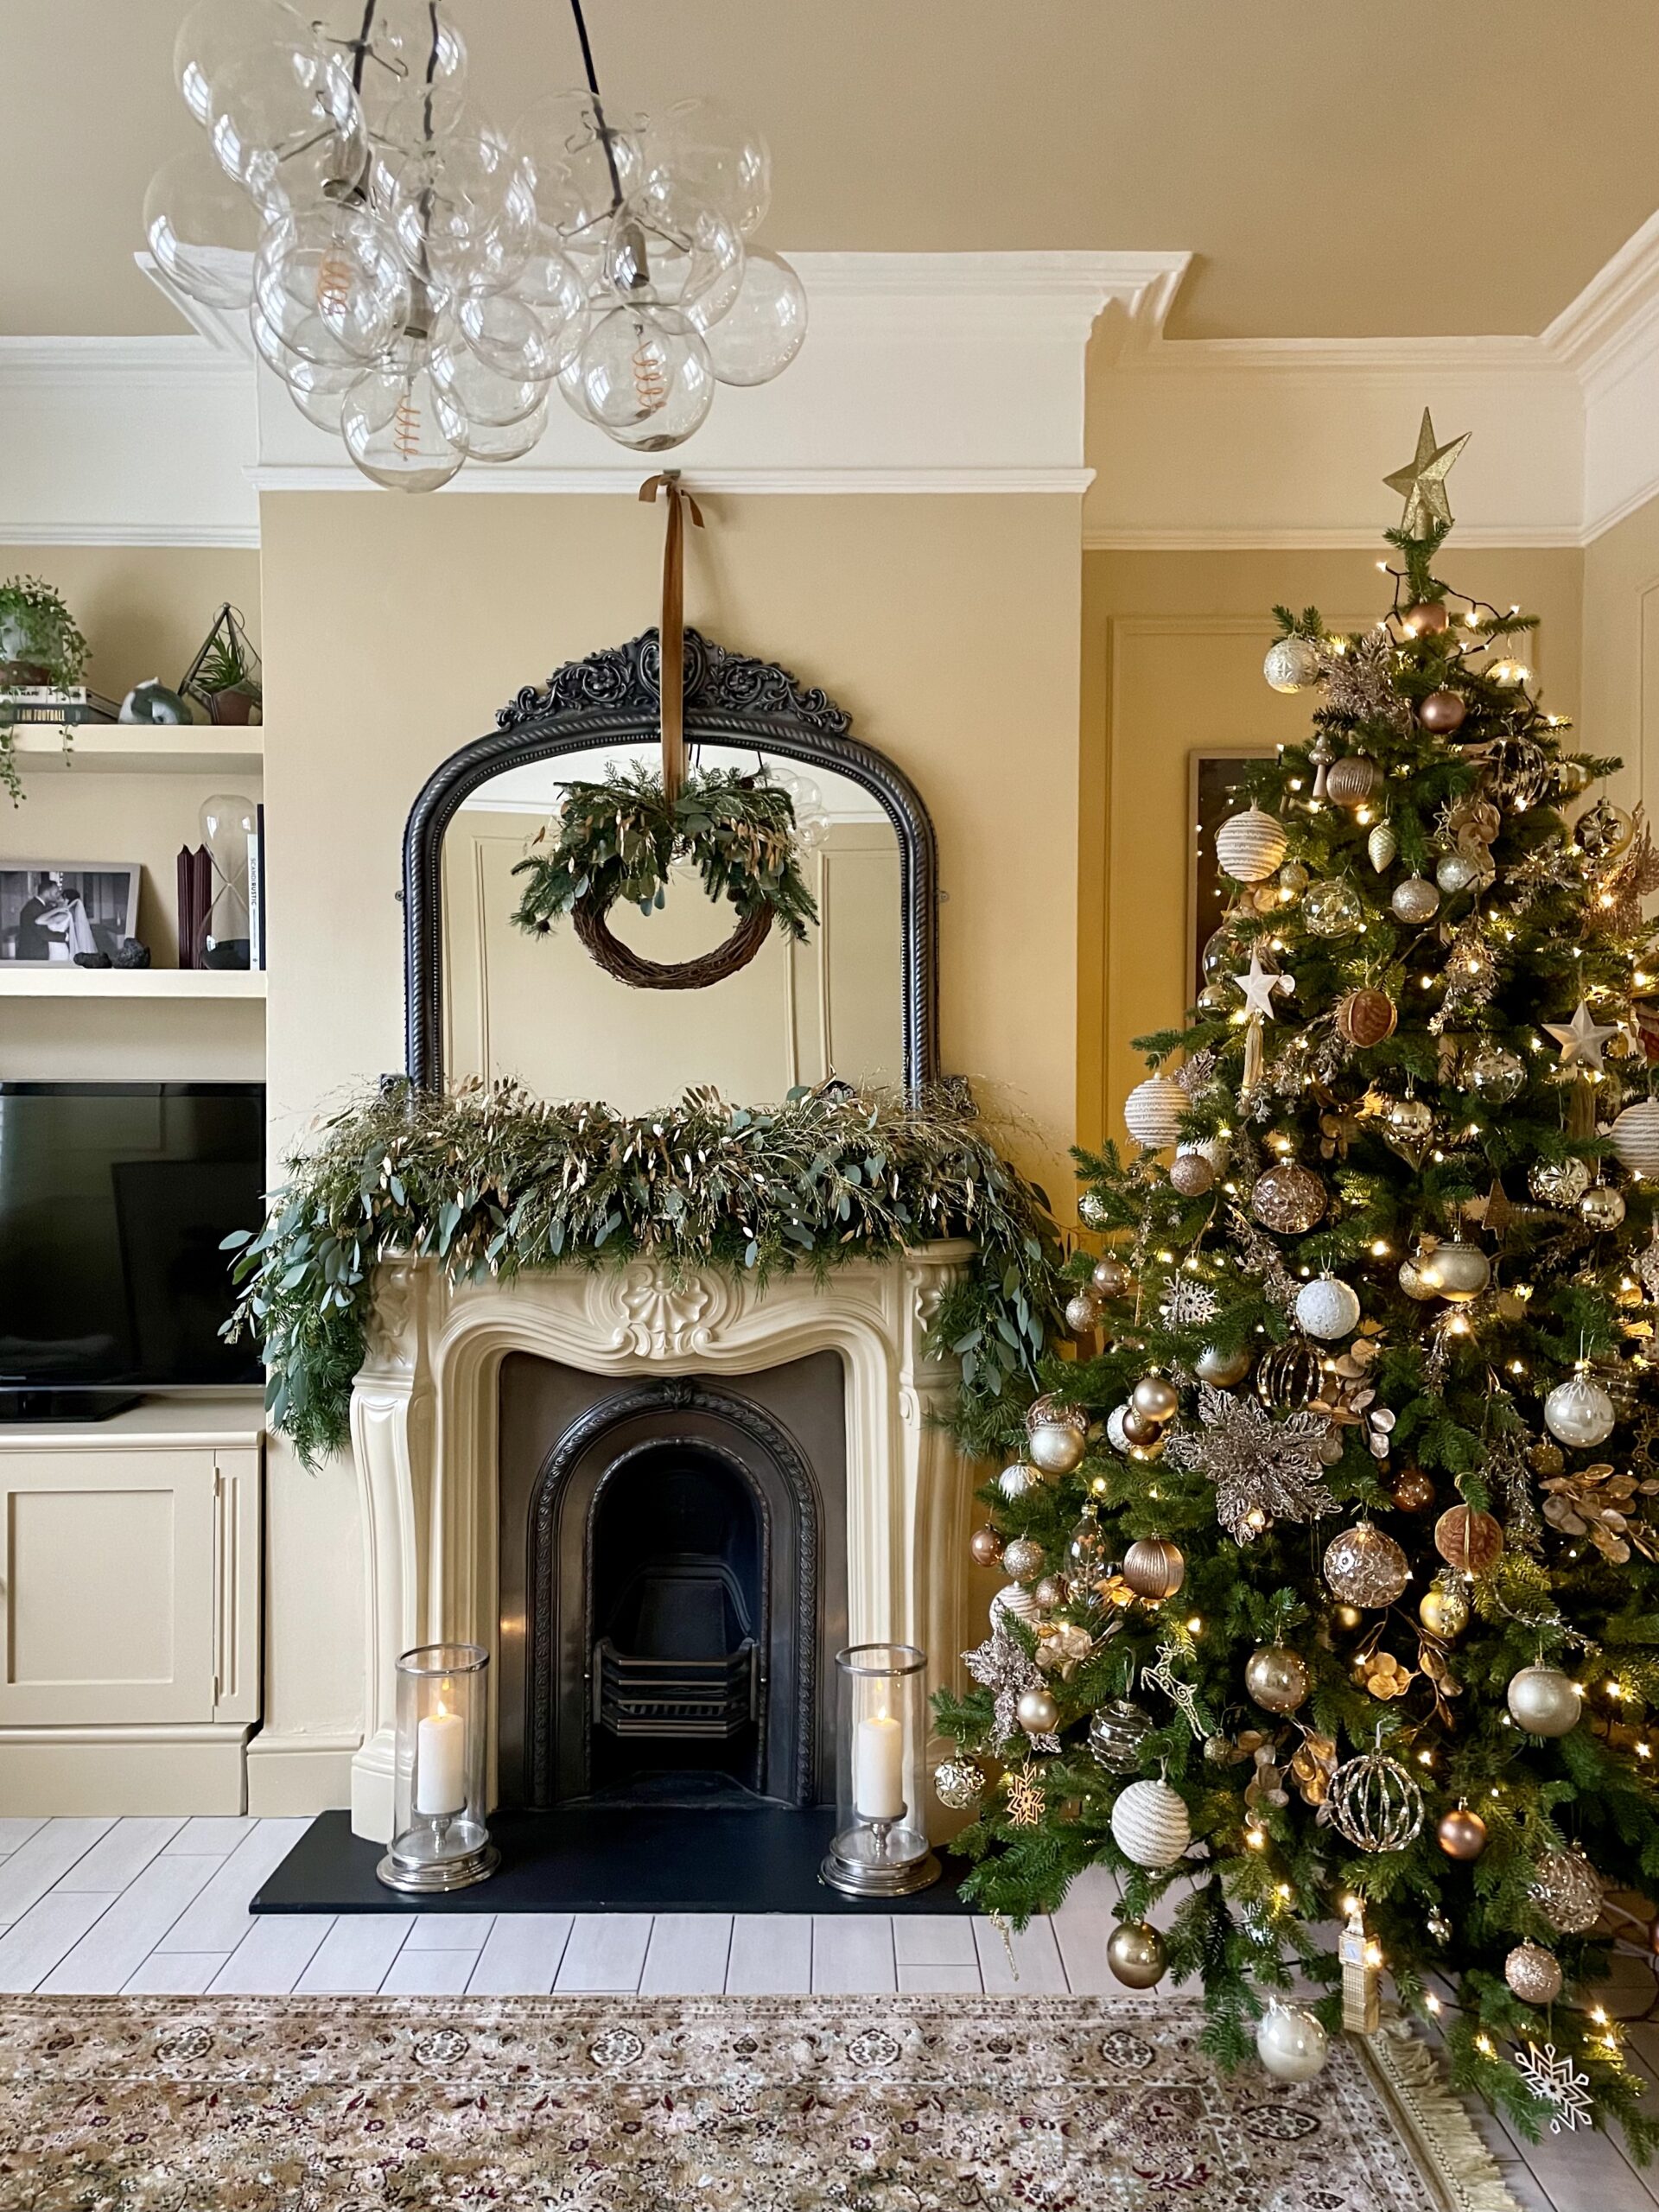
[[404, 630, 940, 1104]]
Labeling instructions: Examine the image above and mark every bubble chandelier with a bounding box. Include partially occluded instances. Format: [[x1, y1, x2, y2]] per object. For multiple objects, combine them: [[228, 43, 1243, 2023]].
[[144, 0, 808, 489]]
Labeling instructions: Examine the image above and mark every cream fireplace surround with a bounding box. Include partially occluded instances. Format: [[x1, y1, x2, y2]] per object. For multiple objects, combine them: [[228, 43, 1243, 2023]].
[[348, 1241, 979, 1843]]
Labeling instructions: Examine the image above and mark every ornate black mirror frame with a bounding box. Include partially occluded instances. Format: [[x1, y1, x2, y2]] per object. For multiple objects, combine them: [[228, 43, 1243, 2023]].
[[402, 627, 942, 1095]]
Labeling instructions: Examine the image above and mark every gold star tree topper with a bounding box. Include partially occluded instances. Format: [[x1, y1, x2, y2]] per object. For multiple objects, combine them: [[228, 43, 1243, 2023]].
[[1384, 409, 1471, 537]]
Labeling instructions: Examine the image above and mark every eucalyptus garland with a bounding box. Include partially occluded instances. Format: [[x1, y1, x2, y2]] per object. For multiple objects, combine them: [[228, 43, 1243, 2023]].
[[225, 1080, 1064, 1468], [511, 764, 819, 943]]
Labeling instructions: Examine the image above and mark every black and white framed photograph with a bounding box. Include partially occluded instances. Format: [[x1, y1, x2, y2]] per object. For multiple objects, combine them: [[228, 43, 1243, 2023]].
[[0, 862, 140, 964]]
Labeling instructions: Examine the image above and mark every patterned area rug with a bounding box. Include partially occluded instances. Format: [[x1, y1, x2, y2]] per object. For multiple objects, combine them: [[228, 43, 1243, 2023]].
[[0, 1991, 1517, 2211]]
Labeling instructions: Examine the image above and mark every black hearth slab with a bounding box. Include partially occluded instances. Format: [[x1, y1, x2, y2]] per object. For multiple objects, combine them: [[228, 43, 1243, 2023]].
[[251, 1809, 977, 1916]]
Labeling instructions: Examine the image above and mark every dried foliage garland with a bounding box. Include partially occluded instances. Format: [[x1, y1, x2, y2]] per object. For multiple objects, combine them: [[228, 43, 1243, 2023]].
[[226, 1080, 1064, 1468], [510, 765, 819, 989]]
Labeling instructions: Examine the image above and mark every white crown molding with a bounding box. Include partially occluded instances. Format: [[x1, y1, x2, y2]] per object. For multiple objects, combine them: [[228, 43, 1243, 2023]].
[[249, 462, 1094, 496]]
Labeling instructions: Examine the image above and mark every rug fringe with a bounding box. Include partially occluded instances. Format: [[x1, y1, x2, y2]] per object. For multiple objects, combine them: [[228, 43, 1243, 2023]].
[[1365, 2021, 1522, 2212]]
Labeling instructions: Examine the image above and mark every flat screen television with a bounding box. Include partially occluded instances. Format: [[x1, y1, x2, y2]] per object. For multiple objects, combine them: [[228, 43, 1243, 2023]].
[[0, 1082, 266, 1417]]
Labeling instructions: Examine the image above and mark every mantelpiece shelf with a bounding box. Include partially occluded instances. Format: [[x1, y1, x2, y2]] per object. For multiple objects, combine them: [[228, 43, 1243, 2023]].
[[0, 967, 266, 999], [10, 725, 264, 776]]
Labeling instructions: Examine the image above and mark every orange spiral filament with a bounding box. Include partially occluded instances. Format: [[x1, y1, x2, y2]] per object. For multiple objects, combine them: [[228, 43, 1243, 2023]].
[[315, 251, 353, 320], [632, 338, 669, 411], [393, 390, 422, 460]]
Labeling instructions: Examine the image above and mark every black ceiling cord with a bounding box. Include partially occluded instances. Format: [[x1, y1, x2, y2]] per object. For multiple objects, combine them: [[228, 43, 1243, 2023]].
[[567, 0, 625, 211]]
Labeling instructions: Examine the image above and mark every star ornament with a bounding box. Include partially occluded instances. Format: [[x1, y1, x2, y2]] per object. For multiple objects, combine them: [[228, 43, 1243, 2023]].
[[1383, 408, 1471, 537], [1233, 951, 1294, 1021], [1544, 1000, 1619, 1070]]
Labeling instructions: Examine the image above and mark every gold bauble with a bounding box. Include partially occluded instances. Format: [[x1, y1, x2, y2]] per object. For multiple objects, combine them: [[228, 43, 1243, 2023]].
[[1418, 1581, 1468, 1638], [1325, 754, 1380, 806], [1196, 1344, 1252, 1388], [1505, 1942, 1563, 2005], [1255, 1338, 1323, 1413], [1420, 1240, 1491, 1301], [1130, 1374, 1179, 1424], [1122, 1536, 1186, 1601], [1323, 1522, 1410, 1609], [1001, 1536, 1046, 1581], [1251, 1162, 1327, 1234], [1106, 1918, 1167, 1989], [1092, 1255, 1134, 1299], [1390, 1466, 1435, 1513], [1016, 1686, 1060, 1736], [1168, 1150, 1215, 1198], [1245, 1644, 1311, 1714]]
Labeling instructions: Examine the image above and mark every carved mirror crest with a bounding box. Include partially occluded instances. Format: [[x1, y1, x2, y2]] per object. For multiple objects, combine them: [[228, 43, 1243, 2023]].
[[403, 629, 941, 1104]]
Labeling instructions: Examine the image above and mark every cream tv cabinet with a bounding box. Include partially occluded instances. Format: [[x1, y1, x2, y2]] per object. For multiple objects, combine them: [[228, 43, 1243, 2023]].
[[0, 1396, 262, 1814]]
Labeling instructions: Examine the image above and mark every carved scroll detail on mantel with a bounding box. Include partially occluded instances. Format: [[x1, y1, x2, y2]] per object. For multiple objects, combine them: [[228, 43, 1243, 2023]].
[[346, 1242, 978, 1846]]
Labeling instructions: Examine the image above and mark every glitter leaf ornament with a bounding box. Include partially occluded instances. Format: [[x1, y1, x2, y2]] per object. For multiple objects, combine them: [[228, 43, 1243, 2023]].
[[1162, 1380, 1336, 1542]]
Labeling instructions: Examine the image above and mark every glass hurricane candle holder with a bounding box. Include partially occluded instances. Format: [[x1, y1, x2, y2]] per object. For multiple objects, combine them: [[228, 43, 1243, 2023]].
[[377, 1642, 499, 1893], [821, 1643, 939, 1897]]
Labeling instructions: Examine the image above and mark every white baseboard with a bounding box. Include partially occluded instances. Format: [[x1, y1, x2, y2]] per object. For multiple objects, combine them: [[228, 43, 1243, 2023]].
[[246, 1729, 360, 1816], [0, 1723, 252, 1816]]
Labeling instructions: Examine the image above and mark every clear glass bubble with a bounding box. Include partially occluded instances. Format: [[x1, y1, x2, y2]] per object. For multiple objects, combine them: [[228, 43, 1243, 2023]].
[[429, 310, 546, 425], [456, 289, 556, 380], [513, 234, 590, 367], [434, 386, 549, 464], [144, 144, 263, 308], [691, 248, 806, 384], [386, 120, 534, 293], [579, 307, 713, 449], [602, 197, 743, 329], [359, 0, 467, 142], [254, 204, 410, 363], [175, 0, 307, 126], [641, 97, 770, 237], [208, 38, 363, 211], [512, 91, 643, 261], [342, 360, 465, 490]]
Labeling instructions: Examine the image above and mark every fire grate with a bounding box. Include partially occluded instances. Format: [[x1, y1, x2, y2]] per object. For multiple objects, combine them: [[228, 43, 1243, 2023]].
[[594, 1637, 759, 1738]]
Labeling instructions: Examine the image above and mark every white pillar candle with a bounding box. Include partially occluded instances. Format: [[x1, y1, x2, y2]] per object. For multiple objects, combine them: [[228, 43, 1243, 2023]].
[[854, 1710, 905, 1821], [415, 1704, 467, 1817]]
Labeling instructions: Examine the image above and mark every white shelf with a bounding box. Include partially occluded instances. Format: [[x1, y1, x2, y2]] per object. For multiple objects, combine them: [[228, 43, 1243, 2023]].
[[0, 967, 266, 1000], [10, 726, 264, 777]]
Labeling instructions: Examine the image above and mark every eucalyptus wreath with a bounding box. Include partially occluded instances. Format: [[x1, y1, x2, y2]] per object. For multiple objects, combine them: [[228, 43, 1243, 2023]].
[[511, 764, 819, 945], [225, 1080, 1065, 1469]]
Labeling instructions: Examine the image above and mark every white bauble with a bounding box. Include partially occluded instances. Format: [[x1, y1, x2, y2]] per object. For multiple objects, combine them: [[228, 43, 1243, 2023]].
[[1109, 1778, 1192, 1869], [990, 1582, 1041, 1630], [1255, 2004, 1328, 2083], [1263, 634, 1320, 693], [1506, 1662, 1582, 1738], [997, 1462, 1035, 1501], [1294, 1275, 1362, 1341], [1543, 1374, 1617, 1449], [1611, 1097, 1659, 1179], [1436, 850, 1483, 896], [1215, 804, 1290, 884], [1105, 1404, 1134, 1454], [1123, 1075, 1188, 1150]]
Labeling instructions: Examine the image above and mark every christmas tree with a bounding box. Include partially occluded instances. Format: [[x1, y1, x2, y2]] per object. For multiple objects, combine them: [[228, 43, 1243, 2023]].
[[937, 413, 1659, 2153]]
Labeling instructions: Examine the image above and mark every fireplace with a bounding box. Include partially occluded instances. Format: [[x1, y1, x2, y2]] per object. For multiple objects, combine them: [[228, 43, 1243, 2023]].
[[497, 1356, 849, 1810], [346, 1244, 976, 1846]]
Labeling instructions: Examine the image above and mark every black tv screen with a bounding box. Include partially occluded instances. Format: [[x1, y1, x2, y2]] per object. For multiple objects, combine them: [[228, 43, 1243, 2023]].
[[0, 1083, 265, 1398]]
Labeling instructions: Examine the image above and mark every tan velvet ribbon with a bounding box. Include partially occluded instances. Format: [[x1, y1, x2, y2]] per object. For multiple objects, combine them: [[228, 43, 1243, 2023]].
[[639, 471, 704, 805]]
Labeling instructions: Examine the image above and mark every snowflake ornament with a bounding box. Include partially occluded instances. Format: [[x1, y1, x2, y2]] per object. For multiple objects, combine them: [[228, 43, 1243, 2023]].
[[1162, 1380, 1338, 1542], [1512, 2040, 1593, 2135], [1160, 1275, 1222, 1331]]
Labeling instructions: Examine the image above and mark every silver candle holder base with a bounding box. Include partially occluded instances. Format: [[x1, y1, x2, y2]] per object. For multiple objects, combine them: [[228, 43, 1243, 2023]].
[[821, 1808, 940, 1897], [376, 1840, 499, 1894]]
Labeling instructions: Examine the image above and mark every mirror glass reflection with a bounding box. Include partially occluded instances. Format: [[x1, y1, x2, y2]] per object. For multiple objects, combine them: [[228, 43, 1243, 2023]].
[[441, 740, 904, 1111]]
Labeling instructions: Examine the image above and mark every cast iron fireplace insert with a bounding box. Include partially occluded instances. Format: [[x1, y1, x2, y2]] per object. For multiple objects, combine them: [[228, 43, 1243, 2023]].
[[497, 1351, 849, 1812]]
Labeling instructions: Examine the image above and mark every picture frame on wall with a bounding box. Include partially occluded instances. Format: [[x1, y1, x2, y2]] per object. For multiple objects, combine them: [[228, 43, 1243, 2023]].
[[0, 861, 140, 963], [1187, 751, 1276, 1003]]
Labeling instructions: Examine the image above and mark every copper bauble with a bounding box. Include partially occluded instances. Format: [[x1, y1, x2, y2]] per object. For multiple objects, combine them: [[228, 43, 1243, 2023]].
[[1391, 1466, 1435, 1512], [1122, 1536, 1186, 1601], [969, 1526, 1003, 1568], [1033, 1575, 1069, 1611], [1437, 1804, 1488, 1860], [1092, 1255, 1134, 1299], [1434, 1505, 1503, 1573], [1244, 1643, 1311, 1714], [1335, 986, 1398, 1049], [1418, 689, 1467, 735], [1402, 601, 1450, 635], [1106, 1918, 1167, 1989], [1325, 754, 1380, 806], [1168, 1150, 1214, 1198], [1251, 1162, 1326, 1235], [1121, 1406, 1162, 1448]]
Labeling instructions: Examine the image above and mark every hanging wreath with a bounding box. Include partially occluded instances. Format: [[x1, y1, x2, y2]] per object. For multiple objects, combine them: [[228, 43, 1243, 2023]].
[[511, 763, 819, 990]]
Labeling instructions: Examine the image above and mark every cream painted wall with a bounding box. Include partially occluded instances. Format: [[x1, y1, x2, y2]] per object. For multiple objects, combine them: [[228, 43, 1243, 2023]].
[[255, 487, 1083, 1801], [1581, 491, 1659, 826], [0, 546, 261, 708], [1079, 547, 1585, 1160]]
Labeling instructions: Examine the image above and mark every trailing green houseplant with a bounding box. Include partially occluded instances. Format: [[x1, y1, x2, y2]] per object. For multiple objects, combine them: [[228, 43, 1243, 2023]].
[[0, 575, 91, 801], [225, 1079, 1065, 1469]]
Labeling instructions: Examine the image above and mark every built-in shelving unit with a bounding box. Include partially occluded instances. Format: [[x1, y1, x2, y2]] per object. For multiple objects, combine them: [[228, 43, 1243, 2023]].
[[0, 966, 266, 999], [10, 724, 264, 777]]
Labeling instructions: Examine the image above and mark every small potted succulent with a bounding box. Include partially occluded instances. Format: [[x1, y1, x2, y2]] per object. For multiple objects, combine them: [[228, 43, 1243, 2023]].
[[0, 575, 89, 691], [181, 604, 262, 726]]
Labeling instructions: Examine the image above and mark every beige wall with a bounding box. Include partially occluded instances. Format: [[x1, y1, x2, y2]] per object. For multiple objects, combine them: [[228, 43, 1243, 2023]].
[[1582, 491, 1659, 824], [1080, 546, 1586, 1157], [0, 546, 260, 709], [256, 487, 1084, 1797]]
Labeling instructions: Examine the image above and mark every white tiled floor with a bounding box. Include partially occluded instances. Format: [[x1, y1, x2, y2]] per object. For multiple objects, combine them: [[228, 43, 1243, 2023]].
[[0, 1815, 1654, 2210]]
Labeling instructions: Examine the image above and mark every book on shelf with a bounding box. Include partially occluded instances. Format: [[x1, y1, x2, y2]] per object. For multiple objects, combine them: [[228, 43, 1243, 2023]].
[[247, 805, 265, 971]]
